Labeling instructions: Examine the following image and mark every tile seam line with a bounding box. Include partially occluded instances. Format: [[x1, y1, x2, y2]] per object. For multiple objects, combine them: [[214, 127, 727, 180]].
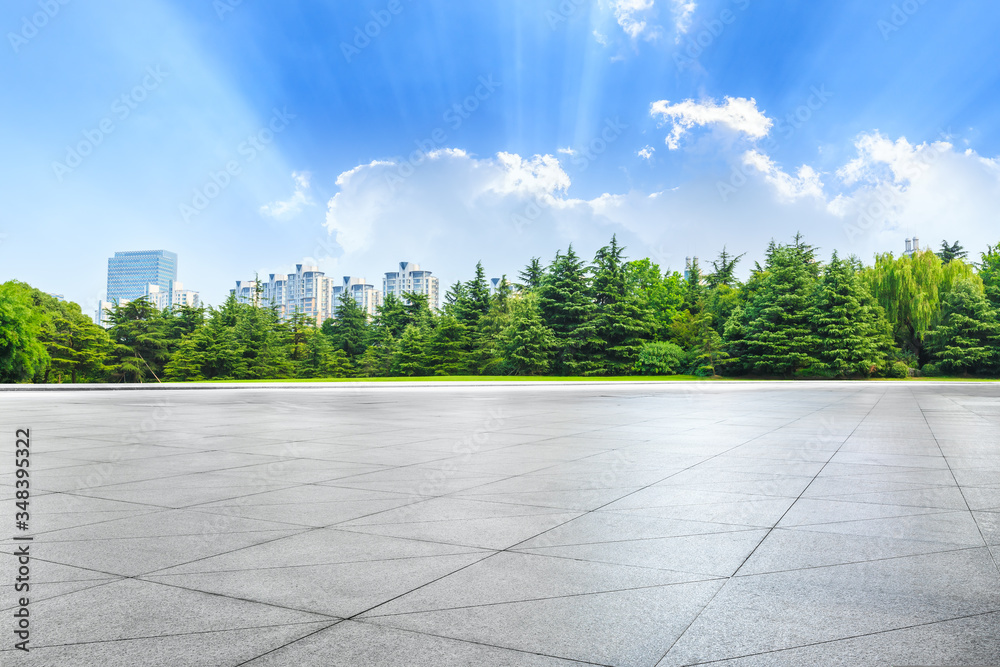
[[502, 386, 872, 555], [667, 608, 1000, 666], [915, 387, 1000, 576], [652, 387, 887, 665]]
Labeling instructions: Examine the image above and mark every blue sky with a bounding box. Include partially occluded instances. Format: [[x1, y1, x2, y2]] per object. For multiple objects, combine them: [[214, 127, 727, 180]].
[[3, 0, 1000, 311]]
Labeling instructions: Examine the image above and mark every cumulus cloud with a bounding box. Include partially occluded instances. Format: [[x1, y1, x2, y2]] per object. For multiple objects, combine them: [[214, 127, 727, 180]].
[[260, 171, 313, 219], [319, 128, 1000, 294], [637, 145, 656, 162], [742, 150, 825, 202], [651, 96, 773, 149]]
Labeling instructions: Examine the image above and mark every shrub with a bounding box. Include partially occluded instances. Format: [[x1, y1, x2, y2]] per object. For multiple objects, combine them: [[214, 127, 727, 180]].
[[921, 363, 942, 377], [635, 341, 688, 375]]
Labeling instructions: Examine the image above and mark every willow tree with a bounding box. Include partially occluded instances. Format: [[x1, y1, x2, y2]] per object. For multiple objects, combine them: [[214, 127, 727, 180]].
[[864, 250, 981, 362]]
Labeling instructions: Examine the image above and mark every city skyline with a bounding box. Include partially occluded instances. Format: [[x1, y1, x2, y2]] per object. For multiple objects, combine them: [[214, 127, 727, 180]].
[[4, 1, 1000, 317]]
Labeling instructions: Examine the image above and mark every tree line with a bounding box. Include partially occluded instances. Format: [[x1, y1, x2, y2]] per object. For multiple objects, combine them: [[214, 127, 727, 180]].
[[2, 235, 999, 383]]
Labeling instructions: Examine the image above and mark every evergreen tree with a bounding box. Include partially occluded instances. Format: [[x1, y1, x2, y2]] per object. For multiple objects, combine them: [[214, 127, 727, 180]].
[[106, 298, 170, 382], [498, 293, 556, 375], [395, 321, 432, 376], [40, 301, 111, 383], [937, 240, 968, 264], [425, 315, 470, 375], [591, 236, 653, 374], [537, 246, 602, 375], [706, 247, 745, 289], [693, 310, 730, 377], [323, 292, 369, 357], [810, 253, 894, 377], [925, 279, 1000, 375], [517, 257, 545, 291], [300, 330, 353, 378], [741, 244, 819, 376]]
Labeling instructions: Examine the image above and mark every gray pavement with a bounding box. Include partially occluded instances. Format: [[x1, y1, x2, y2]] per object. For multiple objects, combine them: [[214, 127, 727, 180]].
[[1, 381, 999, 666]]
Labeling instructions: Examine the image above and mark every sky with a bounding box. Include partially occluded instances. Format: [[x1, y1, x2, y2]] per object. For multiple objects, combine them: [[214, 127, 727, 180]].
[[3, 0, 1000, 312]]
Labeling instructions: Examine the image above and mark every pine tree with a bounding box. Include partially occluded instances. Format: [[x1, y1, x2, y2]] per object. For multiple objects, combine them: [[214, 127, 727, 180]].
[[517, 257, 545, 291], [395, 322, 432, 376], [537, 246, 602, 375], [324, 292, 369, 357], [706, 247, 745, 289], [425, 315, 470, 375], [106, 297, 170, 382], [937, 240, 968, 264], [741, 244, 819, 376], [591, 236, 653, 374], [693, 310, 730, 377], [810, 253, 893, 377], [925, 279, 1000, 375], [498, 294, 556, 375]]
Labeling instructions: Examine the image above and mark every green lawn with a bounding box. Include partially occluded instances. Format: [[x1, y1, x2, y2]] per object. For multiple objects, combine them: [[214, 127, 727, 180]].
[[198, 375, 998, 384]]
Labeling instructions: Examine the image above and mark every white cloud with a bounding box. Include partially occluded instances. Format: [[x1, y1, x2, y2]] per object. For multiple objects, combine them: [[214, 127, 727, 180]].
[[612, 0, 662, 41], [637, 145, 656, 162], [671, 0, 697, 38], [742, 150, 824, 202], [609, 0, 696, 43], [320, 131, 1000, 293], [651, 96, 773, 149], [557, 146, 577, 156], [260, 171, 313, 219], [593, 30, 609, 46]]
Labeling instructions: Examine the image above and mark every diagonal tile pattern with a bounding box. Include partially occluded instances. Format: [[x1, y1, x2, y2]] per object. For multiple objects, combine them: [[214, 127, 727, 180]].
[[1, 381, 999, 666]]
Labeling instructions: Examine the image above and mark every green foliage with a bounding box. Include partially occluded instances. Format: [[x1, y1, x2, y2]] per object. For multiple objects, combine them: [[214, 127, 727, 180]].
[[0, 281, 49, 382], [925, 279, 1000, 375], [591, 236, 653, 374], [106, 298, 170, 383], [8, 235, 1000, 383], [937, 240, 968, 264], [737, 242, 819, 376], [497, 293, 556, 375], [635, 341, 688, 375], [324, 292, 369, 357], [980, 243, 1000, 309], [537, 245, 602, 376], [810, 253, 894, 377]]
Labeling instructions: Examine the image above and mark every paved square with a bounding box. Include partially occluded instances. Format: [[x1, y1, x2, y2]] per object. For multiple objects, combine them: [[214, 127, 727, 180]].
[[2, 382, 999, 666]]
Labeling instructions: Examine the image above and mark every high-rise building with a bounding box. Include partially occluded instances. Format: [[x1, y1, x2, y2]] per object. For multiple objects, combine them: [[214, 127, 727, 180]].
[[145, 282, 200, 310], [332, 276, 383, 318], [232, 264, 333, 324], [383, 262, 440, 311], [106, 250, 177, 304]]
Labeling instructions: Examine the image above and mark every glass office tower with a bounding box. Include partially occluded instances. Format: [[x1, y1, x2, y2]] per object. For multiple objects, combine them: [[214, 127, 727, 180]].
[[106, 250, 178, 304]]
